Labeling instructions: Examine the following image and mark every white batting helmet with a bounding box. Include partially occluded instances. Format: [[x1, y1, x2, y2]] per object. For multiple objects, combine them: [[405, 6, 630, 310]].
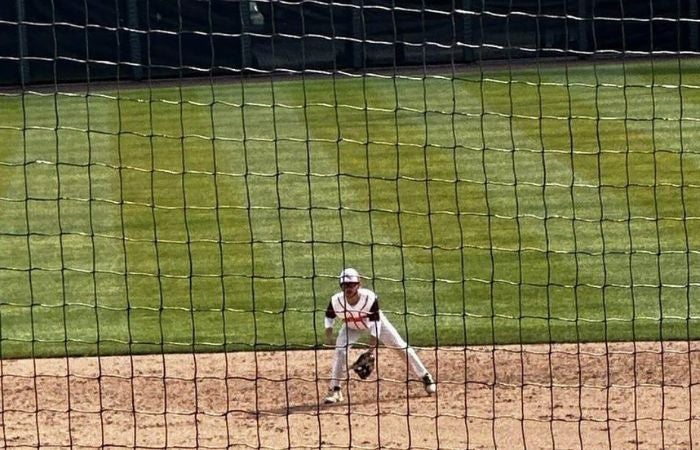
[[338, 268, 360, 284]]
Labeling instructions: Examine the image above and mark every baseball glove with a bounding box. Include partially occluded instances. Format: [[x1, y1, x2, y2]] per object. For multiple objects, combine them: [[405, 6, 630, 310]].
[[351, 350, 375, 379]]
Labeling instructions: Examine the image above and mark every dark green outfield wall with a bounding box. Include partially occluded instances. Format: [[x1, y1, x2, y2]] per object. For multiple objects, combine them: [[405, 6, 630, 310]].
[[1, 0, 698, 86]]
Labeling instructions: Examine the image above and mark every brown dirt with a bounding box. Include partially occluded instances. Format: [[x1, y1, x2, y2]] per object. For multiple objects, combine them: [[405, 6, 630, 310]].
[[1, 341, 699, 449]]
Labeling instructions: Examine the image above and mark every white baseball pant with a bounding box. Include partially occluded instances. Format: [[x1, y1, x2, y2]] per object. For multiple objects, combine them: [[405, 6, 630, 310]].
[[329, 312, 429, 388]]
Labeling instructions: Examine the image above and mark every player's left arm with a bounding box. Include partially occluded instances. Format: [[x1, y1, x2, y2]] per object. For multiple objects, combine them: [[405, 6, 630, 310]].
[[367, 298, 381, 349], [324, 300, 337, 346]]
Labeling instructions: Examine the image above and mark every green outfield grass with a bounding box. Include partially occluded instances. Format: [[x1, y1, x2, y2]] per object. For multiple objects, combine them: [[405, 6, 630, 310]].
[[1, 58, 700, 358]]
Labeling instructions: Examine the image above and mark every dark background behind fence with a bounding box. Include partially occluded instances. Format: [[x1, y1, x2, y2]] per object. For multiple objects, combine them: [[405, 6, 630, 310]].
[[1, 0, 699, 86]]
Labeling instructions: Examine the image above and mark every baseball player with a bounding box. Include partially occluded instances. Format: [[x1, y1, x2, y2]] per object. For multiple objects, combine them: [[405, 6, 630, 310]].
[[323, 267, 436, 404]]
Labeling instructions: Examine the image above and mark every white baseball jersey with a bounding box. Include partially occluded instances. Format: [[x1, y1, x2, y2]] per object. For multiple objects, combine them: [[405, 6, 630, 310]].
[[325, 288, 380, 332]]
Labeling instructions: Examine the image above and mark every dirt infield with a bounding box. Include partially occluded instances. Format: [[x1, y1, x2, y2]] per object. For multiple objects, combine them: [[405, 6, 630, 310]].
[[1, 341, 699, 449]]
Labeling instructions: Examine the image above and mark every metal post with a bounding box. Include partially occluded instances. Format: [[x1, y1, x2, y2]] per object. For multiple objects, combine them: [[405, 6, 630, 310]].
[[352, 0, 362, 69], [690, 0, 699, 52], [17, 0, 30, 85], [126, 0, 143, 80], [578, 0, 589, 54], [239, 0, 253, 70], [461, 0, 474, 63]]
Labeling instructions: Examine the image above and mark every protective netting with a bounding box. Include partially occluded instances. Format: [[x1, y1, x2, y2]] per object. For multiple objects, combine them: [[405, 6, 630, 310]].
[[0, 1, 699, 448]]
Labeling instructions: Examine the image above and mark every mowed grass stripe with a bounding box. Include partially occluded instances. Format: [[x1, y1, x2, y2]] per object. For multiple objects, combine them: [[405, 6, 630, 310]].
[[0, 59, 699, 357]]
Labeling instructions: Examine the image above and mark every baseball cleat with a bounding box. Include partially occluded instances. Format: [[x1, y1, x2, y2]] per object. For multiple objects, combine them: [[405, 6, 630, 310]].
[[422, 373, 436, 395], [324, 387, 344, 404]]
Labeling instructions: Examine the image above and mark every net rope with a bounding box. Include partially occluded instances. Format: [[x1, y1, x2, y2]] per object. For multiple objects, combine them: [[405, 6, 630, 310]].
[[0, 0, 699, 448]]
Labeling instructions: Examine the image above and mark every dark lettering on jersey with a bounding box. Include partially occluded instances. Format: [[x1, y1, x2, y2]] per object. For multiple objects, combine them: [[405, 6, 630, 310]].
[[345, 313, 368, 329]]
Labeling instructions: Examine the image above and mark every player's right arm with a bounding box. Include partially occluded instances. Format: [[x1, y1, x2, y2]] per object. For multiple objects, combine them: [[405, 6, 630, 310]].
[[324, 299, 337, 346]]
